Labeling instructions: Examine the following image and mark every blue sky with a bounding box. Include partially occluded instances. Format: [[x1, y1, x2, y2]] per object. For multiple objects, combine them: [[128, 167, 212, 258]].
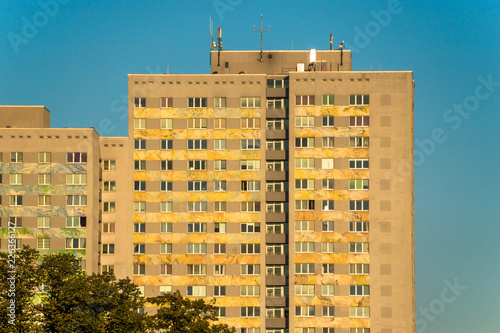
[[1, 0, 499, 331]]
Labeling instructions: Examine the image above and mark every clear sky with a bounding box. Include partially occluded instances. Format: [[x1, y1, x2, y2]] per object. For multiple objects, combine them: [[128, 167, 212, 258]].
[[1, 1, 499, 331]]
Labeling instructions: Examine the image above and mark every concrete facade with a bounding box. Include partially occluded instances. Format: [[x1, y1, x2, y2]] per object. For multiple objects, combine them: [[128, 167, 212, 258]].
[[0, 47, 414, 333]]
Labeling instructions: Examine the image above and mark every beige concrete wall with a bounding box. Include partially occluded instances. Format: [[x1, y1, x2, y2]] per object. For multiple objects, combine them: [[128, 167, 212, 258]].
[[0, 106, 50, 128]]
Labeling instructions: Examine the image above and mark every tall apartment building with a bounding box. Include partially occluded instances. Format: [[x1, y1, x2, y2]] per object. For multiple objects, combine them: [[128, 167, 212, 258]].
[[0, 45, 414, 333]]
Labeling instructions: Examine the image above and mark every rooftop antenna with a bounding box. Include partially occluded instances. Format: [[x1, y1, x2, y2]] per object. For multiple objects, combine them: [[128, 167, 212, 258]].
[[209, 18, 215, 67], [329, 34, 333, 50], [338, 40, 345, 66], [253, 14, 270, 62], [216, 27, 223, 67]]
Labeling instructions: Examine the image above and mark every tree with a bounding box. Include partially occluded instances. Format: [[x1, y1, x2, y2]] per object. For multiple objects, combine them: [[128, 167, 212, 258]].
[[148, 290, 235, 333]]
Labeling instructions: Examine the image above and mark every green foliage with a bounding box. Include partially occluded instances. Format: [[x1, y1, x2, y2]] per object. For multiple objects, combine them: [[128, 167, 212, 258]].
[[0, 247, 234, 333]]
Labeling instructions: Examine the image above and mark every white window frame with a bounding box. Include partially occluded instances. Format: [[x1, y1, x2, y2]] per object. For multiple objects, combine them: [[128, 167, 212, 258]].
[[214, 97, 226, 108], [214, 139, 226, 150], [295, 158, 314, 169], [134, 118, 146, 129], [240, 97, 261, 108], [161, 202, 173, 213], [241, 160, 261, 170], [187, 97, 207, 108], [349, 94, 370, 106], [187, 201, 207, 212], [295, 116, 314, 127], [350, 137, 370, 148], [161, 118, 173, 129], [349, 179, 369, 190], [187, 118, 207, 129]]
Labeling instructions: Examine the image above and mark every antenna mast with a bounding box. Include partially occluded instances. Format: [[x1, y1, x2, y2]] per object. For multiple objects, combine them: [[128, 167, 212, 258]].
[[253, 15, 270, 62]]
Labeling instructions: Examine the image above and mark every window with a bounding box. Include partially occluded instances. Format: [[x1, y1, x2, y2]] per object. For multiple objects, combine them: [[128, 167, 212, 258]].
[[266, 307, 284, 319], [266, 286, 286, 298], [188, 181, 207, 191], [241, 264, 260, 275], [350, 137, 369, 148], [350, 221, 369, 232], [161, 118, 173, 129], [187, 243, 207, 254], [160, 285, 172, 295], [322, 221, 335, 232], [241, 307, 260, 317], [161, 202, 173, 213], [10, 174, 22, 185], [322, 95, 335, 106], [322, 137, 334, 148], [295, 200, 315, 211], [214, 118, 226, 129], [187, 265, 207, 275], [66, 174, 86, 185], [350, 329, 370, 333], [296, 329, 315, 333], [241, 139, 260, 150], [214, 202, 226, 212], [214, 243, 226, 254], [65, 238, 86, 249], [241, 202, 260, 212], [267, 98, 288, 109], [241, 243, 260, 254], [214, 97, 226, 108], [102, 222, 115, 233], [296, 306, 315, 317], [295, 137, 314, 148], [266, 140, 286, 151], [161, 140, 172, 150], [267, 222, 285, 234], [295, 242, 314, 253], [103, 244, 115, 254], [187, 119, 207, 129], [322, 264, 334, 274], [160, 223, 172, 233], [241, 222, 260, 233], [266, 244, 286, 255], [349, 307, 370, 318], [321, 179, 334, 190], [266, 161, 287, 171], [10, 195, 22, 206], [214, 222, 226, 233], [350, 264, 370, 275], [9, 217, 22, 227], [103, 181, 116, 191], [188, 139, 207, 150], [161, 181, 172, 191], [296, 95, 315, 106], [349, 159, 369, 169], [160, 265, 172, 276], [103, 201, 115, 212], [322, 158, 334, 169], [67, 152, 87, 163], [322, 242, 335, 253], [349, 94, 369, 106], [134, 181, 146, 191], [295, 116, 314, 127], [160, 243, 172, 254], [133, 202, 145, 212], [350, 242, 369, 253], [38, 152, 51, 163], [134, 223, 146, 233], [350, 116, 369, 127], [102, 265, 114, 274], [266, 181, 286, 192], [161, 160, 173, 170], [214, 160, 226, 171], [268, 120, 287, 131], [134, 97, 146, 108], [240, 97, 261, 108], [214, 264, 226, 275], [350, 179, 369, 190], [160, 97, 173, 108], [295, 158, 314, 169], [214, 139, 226, 150], [321, 116, 335, 128], [133, 244, 145, 254], [241, 181, 260, 191], [322, 200, 334, 211], [10, 152, 23, 163], [134, 140, 145, 150], [134, 118, 145, 129], [133, 265, 145, 276], [241, 286, 260, 296], [37, 217, 50, 228], [188, 223, 207, 233], [241, 118, 261, 129], [214, 286, 226, 298], [134, 160, 146, 170], [188, 97, 207, 108], [350, 285, 370, 296], [267, 79, 288, 88], [38, 195, 51, 206], [103, 160, 116, 171], [295, 285, 314, 296], [37, 238, 50, 250], [350, 201, 369, 211], [187, 202, 207, 212], [322, 285, 335, 296], [295, 179, 314, 190], [187, 286, 206, 296], [66, 217, 87, 228], [188, 160, 207, 170], [295, 263, 315, 274], [241, 160, 260, 170], [214, 180, 226, 192], [323, 306, 335, 317], [295, 220, 314, 232], [266, 202, 286, 213]]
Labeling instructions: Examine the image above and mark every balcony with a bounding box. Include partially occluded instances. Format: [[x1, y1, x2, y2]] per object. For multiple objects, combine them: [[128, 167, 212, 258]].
[[266, 109, 287, 118], [266, 213, 287, 223], [266, 233, 287, 244], [266, 130, 287, 140], [266, 318, 287, 328], [266, 275, 287, 285], [266, 150, 287, 160], [266, 87, 288, 98], [266, 255, 287, 265], [266, 191, 287, 201], [266, 297, 287, 307], [266, 171, 287, 181]]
